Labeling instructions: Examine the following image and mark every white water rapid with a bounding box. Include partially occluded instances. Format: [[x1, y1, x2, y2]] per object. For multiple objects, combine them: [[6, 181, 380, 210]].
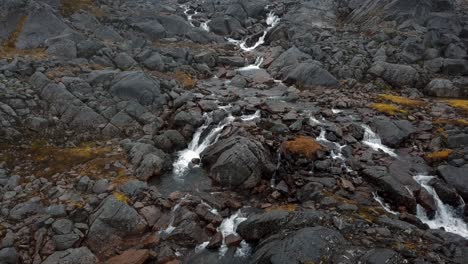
[[414, 175, 468, 238], [218, 210, 251, 257], [373, 192, 399, 215], [237, 57, 264, 71]]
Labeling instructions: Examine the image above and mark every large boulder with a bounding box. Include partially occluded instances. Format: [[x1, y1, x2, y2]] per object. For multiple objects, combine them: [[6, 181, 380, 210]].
[[424, 79, 461, 98], [250, 226, 345, 264], [201, 135, 274, 189], [207, 16, 245, 36], [437, 165, 468, 201], [268, 47, 312, 76], [156, 15, 191, 36], [283, 62, 339, 88], [370, 116, 415, 147], [110, 72, 166, 107], [133, 20, 166, 40], [368, 61, 419, 87], [86, 195, 147, 257], [15, 3, 69, 49], [237, 210, 328, 241]]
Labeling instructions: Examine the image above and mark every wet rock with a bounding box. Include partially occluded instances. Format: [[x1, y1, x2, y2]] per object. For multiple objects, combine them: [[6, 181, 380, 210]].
[[251, 226, 345, 264], [202, 135, 274, 189], [174, 110, 204, 127], [438, 165, 468, 201], [208, 16, 244, 36], [86, 195, 147, 257], [105, 249, 149, 264], [368, 62, 419, 87], [110, 71, 166, 107], [237, 210, 327, 241], [218, 56, 245, 67], [206, 232, 222, 249], [371, 116, 415, 147], [42, 247, 97, 264]]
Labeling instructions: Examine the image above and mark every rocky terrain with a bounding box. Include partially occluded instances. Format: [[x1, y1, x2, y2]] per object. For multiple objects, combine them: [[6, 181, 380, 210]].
[[1, 0, 468, 263]]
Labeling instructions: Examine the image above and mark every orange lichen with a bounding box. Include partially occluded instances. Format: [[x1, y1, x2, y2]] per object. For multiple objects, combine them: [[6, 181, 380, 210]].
[[378, 94, 427, 107], [370, 103, 408, 115], [174, 70, 197, 89], [281, 136, 323, 160], [425, 149, 454, 162], [443, 99, 468, 112]]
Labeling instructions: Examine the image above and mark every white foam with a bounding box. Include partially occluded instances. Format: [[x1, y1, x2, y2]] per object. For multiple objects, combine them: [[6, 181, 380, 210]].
[[195, 241, 209, 252], [373, 192, 399, 215], [240, 110, 261, 121], [200, 20, 210, 32], [218, 210, 248, 257], [414, 175, 468, 238], [237, 57, 264, 71], [361, 124, 397, 157], [173, 113, 233, 178], [230, 12, 280, 52], [332, 108, 343, 114], [316, 127, 352, 172]]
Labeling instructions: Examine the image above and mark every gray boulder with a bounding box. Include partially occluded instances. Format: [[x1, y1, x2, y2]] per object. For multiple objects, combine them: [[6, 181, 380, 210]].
[[438, 166, 468, 201], [143, 52, 165, 71], [425, 78, 461, 98], [268, 47, 312, 76], [201, 135, 274, 189], [284, 62, 339, 88], [208, 16, 244, 36], [0, 247, 18, 264], [368, 61, 419, 87], [359, 248, 403, 264], [114, 52, 137, 70], [42, 247, 97, 264], [251, 226, 345, 264], [9, 197, 44, 220], [370, 116, 415, 147], [110, 71, 166, 107], [46, 39, 77, 59], [133, 20, 166, 41], [156, 15, 191, 36], [16, 3, 69, 49], [86, 195, 147, 256]]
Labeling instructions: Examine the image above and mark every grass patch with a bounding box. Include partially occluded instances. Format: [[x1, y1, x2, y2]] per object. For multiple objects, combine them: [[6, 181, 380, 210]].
[[265, 204, 298, 212], [60, 0, 105, 17], [370, 103, 408, 115], [425, 149, 453, 162], [443, 99, 468, 112], [281, 136, 323, 160], [378, 94, 427, 107], [434, 119, 468, 127]]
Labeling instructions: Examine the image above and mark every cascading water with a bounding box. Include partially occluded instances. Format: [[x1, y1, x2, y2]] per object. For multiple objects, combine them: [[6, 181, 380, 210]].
[[182, 5, 210, 31], [414, 175, 468, 238], [316, 125, 351, 172], [217, 210, 250, 257], [361, 124, 397, 157], [173, 113, 234, 178], [228, 11, 280, 52], [237, 57, 264, 71], [373, 192, 399, 215], [173, 110, 261, 178]]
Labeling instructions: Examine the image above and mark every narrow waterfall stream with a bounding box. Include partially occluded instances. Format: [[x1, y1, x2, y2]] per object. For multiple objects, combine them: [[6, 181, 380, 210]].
[[373, 192, 399, 215], [414, 175, 468, 238], [361, 124, 397, 157], [228, 11, 280, 52]]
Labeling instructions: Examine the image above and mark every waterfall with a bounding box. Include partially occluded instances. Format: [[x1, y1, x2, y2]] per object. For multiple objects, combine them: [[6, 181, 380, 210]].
[[173, 110, 261, 178], [414, 175, 468, 238], [227, 12, 280, 52], [217, 210, 250, 257], [373, 192, 399, 215], [237, 57, 264, 71], [316, 127, 352, 172], [173, 113, 234, 178], [361, 124, 397, 157]]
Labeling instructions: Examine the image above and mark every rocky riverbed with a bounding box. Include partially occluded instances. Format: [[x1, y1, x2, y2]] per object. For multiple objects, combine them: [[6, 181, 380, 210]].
[[1, 0, 468, 263]]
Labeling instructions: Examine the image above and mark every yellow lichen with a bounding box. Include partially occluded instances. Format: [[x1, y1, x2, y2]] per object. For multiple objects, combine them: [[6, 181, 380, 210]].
[[370, 103, 408, 115], [443, 99, 468, 112], [378, 94, 427, 107], [281, 136, 323, 160], [113, 192, 129, 204], [425, 149, 453, 162]]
